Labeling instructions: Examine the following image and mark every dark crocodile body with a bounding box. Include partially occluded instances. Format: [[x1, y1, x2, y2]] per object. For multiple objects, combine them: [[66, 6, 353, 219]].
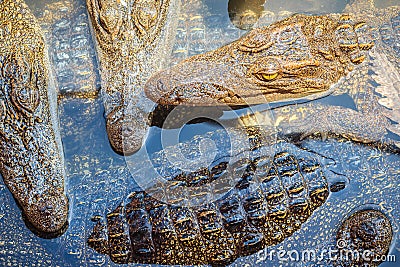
[[85, 117, 346, 265], [88, 145, 332, 266]]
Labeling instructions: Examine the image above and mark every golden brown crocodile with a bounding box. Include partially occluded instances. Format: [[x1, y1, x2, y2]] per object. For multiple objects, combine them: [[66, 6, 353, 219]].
[[86, 0, 180, 154], [0, 0, 68, 235], [145, 13, 374, 106]]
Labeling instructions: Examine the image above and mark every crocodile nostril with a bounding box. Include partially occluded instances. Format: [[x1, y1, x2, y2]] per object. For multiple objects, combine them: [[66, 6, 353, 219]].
[[39, 205, 54, 213], [122, 125, 134, 135]]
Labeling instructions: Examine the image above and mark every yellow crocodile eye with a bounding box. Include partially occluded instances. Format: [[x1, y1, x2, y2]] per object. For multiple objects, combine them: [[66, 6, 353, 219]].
[[354, 22, 366, 30], [260, 72, 278, 81]]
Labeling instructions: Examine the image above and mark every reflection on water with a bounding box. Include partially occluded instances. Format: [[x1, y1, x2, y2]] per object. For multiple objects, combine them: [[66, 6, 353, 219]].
[[262, 0, 348, 13], [228, 0, 349, 29], [228, 0, 265, 29], [0, 0, 399, 266]]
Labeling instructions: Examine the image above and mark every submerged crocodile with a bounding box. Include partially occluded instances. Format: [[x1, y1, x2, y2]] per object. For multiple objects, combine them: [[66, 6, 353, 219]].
[[88, 125, 342, 265], [86, 0, 180, 154], [0, 0, 68, 234]]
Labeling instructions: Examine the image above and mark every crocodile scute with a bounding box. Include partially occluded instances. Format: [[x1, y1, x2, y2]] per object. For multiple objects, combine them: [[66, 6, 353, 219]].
[[88, 148, 331, 266], [145, 13, 374, 106], [0, 0, 68, 235]]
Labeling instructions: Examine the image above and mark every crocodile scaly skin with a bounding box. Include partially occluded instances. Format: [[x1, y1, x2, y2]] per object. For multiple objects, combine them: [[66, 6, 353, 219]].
[[88, 146, 331, 265], [0, 0, 67, 234], [145, 13, 374, 106], [86, 0, 180, 154], [335, 209, 393, 267]]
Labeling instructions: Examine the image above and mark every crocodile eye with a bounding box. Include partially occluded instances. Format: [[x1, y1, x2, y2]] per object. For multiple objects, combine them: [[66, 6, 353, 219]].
[[257, 72, 279, 81], [132, 2, 158, 35], [249, 57, 281, 82], [3, 54, 30, 84], [8, 55, 41, 116], [98, 0, 122, 35]]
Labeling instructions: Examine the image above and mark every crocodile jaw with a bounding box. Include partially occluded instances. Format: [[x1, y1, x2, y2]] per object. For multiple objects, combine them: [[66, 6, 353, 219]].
[[86, 0, 179, 154], [105, 106, 148, 155], [25, 190, 69, 234]]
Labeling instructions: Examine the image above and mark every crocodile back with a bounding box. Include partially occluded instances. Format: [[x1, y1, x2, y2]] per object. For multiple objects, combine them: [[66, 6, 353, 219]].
[[344, 0, 400, 141], [88, 137, 331, 265]]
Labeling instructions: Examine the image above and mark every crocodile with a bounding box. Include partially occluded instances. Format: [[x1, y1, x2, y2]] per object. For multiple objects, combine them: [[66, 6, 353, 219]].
[[145, 4, 400, 148], [0, 0, 68, 235], [145, 13, 375, 106], [86, 0, 181, 154], [147, 5, 399, 148], [335, 209, 393, 267], [87, 126, 341, 265]]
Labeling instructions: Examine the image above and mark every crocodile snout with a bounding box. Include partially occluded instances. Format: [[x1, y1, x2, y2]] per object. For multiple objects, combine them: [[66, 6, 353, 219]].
[[25, 190, 69, 236], [106, 106, 148, 155]]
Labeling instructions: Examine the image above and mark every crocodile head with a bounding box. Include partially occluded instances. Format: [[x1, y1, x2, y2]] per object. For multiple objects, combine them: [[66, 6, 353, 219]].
[[0, 0, 68, 235], [145, 13, 374, 106], [86, 0, 173, 154]]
